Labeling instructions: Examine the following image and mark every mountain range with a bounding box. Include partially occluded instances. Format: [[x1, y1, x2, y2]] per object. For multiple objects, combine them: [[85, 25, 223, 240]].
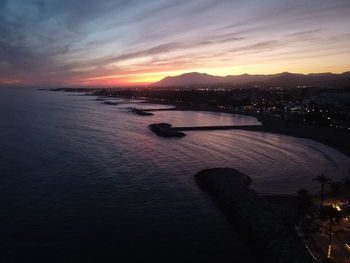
[[152, 71, 350, 88]]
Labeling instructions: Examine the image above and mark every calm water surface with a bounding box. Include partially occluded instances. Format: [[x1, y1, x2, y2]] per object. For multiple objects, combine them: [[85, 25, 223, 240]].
[[1, 88, 349, 262]]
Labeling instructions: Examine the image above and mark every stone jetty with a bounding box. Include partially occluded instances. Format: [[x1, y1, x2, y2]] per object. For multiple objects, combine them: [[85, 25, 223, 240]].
[[195, 168, 314, 263]]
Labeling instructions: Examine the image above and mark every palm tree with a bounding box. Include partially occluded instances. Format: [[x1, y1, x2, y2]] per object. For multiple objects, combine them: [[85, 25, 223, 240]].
[[313, 174, 331, 210]]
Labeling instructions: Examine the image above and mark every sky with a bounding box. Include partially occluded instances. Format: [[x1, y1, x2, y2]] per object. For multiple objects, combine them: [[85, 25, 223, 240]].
[[0, 0, 350, 86]]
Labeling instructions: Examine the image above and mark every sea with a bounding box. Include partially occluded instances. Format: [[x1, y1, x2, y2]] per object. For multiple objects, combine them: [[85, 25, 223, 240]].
[[0, 87, 349, 262]]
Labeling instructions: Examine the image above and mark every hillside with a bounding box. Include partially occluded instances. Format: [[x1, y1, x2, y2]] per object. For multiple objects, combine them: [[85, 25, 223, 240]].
[[152, 71, 350, 87]]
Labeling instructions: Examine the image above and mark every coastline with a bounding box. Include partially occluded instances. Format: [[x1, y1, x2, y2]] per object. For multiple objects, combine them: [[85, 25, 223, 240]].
[[137, 99, 350, 158], [50, 88, 350, 156]]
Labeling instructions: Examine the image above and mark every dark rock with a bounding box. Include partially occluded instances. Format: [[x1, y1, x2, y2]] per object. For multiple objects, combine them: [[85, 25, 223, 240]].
[[149, 123, 186, 138], [103, 101, 119, 105], [131, 108, 154, 116]]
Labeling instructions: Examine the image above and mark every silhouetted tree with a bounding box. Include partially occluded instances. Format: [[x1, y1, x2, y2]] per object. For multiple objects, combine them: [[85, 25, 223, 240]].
[[313, 174, 331, 210]]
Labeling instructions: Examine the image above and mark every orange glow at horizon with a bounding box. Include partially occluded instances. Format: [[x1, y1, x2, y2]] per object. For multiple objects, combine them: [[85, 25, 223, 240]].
[[1, 0, 350, 87], [0, 78, 21, 84], [77, 62, 350, 86], [80, 70, 190, 86]]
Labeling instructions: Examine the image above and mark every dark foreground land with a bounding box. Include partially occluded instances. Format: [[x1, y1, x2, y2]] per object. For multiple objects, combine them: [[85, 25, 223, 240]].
[[195, 168, 314, 263]]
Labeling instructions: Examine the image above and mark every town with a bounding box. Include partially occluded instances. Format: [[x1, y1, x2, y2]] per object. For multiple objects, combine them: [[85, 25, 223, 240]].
[[87, 85, 350, 132]]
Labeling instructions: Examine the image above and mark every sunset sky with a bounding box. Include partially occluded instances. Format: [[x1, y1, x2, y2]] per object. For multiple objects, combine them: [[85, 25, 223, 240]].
[[0, 0, 350, 86]]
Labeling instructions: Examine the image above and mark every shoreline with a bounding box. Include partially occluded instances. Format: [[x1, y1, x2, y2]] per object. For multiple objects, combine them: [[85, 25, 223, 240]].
[[136, 98, 350, 158], [50, 88, 350, 157]]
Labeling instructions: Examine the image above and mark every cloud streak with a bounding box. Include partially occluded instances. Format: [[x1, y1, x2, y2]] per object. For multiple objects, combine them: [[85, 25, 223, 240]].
[[0, 0, 349, 86]]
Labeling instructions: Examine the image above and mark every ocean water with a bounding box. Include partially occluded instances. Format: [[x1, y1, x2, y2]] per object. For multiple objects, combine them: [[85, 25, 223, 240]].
[[0, 88, 349, 262]]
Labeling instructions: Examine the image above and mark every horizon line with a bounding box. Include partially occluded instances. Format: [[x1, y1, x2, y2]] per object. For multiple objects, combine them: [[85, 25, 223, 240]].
[[1, 69, 349, 88]]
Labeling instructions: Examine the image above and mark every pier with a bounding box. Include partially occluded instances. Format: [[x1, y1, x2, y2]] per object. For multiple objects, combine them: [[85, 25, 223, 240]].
[[149, 123, 264, 137], [173, 125, 263, 132]]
